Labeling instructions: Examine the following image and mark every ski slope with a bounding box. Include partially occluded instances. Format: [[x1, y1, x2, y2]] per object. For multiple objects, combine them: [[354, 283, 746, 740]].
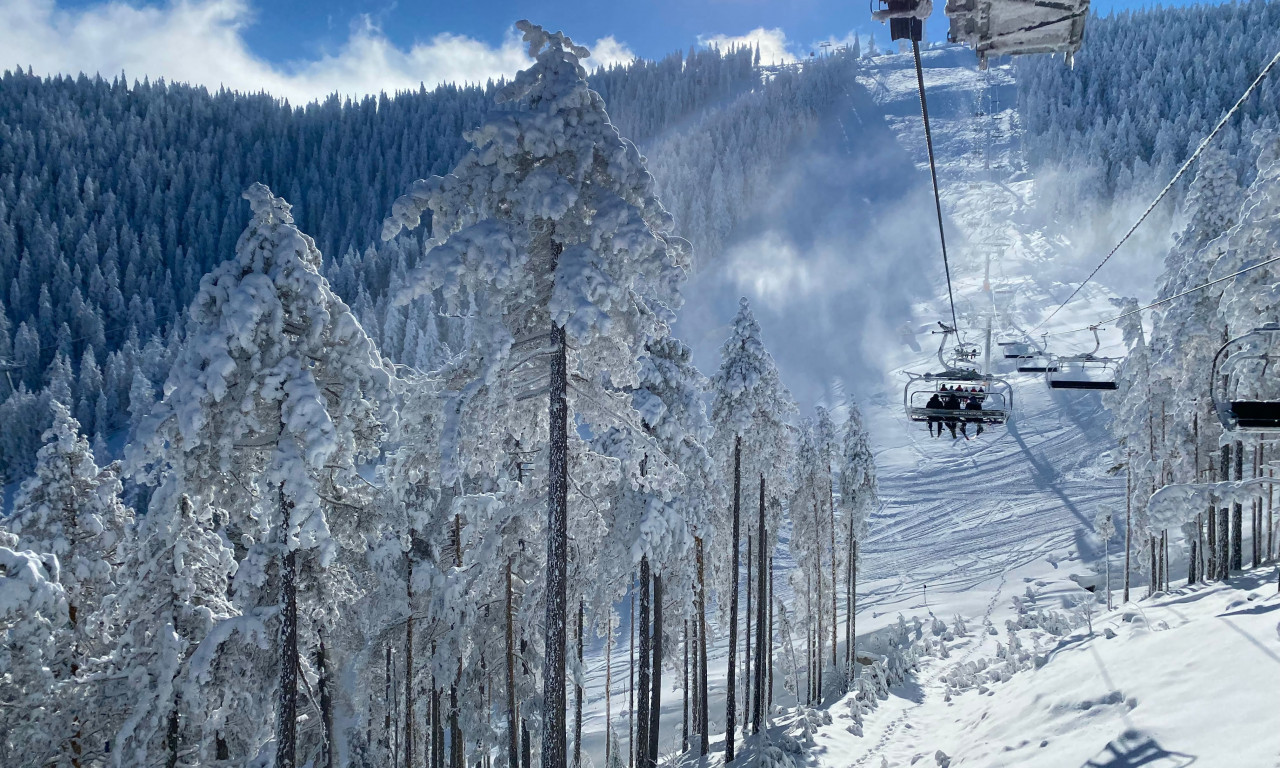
[[578, 47, 1278, 768]]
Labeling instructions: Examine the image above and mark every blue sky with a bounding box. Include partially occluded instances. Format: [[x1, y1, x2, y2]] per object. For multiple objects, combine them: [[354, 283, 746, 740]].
[[117, 0, 1220, 62], [5, 0, 1229, 103]]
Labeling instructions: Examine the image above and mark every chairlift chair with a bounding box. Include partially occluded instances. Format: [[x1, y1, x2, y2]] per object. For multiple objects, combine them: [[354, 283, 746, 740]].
[[1045, 326, 1120, 391], [944, 0, 1090, 69], [1211, 323, 1280, 432], [997, 339, 1036, 359], [873, 0, 928, 41], [903, 322, 1013, 428]]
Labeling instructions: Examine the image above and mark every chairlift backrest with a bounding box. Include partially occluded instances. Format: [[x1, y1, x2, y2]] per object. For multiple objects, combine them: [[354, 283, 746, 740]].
[[1212, 324, 1280, 432]]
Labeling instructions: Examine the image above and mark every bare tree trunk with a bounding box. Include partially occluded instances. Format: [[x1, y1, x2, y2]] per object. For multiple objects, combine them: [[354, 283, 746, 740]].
[[629, 578, 636, 768], [829, 480, 838, 673], [432, 675, 443, 768], [385, 646, 394, 759], [805, 568, 813, 704], [575, 600, 585, 768], [405, 558, 415, 768], [753, 478, 767, 733], [450, 674, 463, 768], [682, 620, 689, 754], [725, 436, 742, 763], [1268, 465, 1274, 561], [1188, 525, 1197, 586], [743, 533, 752, 731], [768, 551, 774, 711], [543, 322, 570, 768], [1152, 535, 1162, 599], [277, 487, 299, 768], [648, 576, 663, 768], [637, 559, 651, 768], [1232, 440, 1244, 572], [812, 492, 823, 703], [1220, 443, 1232, 580], [1123, 460, 1132, 602], [319, 634, 335, 768], [696, 538, 709, 757], [506, 561, 519, 768]]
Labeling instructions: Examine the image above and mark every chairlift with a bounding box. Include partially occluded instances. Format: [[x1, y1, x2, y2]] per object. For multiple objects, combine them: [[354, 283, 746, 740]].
[[944, 0, 1089, 69], [1012, 335, 1058, 372], [997, 339, 1036, 359], [1045, 326, 1120, 391], [872, 0, 927, 42], [1211, 323, 1280, 432], [904, 323, 1013, 428]]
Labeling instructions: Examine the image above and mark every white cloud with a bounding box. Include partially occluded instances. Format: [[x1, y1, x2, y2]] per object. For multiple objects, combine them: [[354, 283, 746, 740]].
[[698, 27, 797, 66], [0, 0, 635, 104]]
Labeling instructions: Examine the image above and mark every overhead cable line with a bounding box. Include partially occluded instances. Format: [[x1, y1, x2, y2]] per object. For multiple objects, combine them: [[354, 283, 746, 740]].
[[913, 40, 961, 334], [1031, 45, 1280, 335], [1043, 253, 1280, 338]]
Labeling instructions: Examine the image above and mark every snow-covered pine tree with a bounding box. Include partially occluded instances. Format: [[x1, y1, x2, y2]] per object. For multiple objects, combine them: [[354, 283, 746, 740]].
[[7, 401, 133, 765], [97, 492, 236, 767], [0, 530, 70, 767], [131, 184, 394, 766], [629, 336, 715, 753], [838, 399, 877, 681], [381, 22, 689, 768], [709, 298, 797, 752]]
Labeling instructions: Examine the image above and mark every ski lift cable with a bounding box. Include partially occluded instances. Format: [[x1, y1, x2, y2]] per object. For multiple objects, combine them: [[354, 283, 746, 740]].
[[1030, 45, 1280, 336], [913, 39, 961, 334], [1043, 253, 1280, 338]]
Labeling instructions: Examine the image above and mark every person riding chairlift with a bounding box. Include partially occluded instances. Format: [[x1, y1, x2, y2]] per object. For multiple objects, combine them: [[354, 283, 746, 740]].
[[942, 391, 962, 438], [926, 392, 944, 436], [963, 394, 985, 438]]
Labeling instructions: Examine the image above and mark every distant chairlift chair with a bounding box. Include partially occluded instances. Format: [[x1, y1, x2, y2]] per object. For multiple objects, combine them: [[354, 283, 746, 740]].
[[1045, 325, 1119, 391], [944, 0, 1090, 69], [1211, 322, 1280, 432]]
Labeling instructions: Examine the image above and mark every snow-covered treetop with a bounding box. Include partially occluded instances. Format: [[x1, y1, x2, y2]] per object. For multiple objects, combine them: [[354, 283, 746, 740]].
[[381, 20, 688, 374], [131, 184, 393, 563], [1215, 132, 1280, 335], [838, 398, 877, 542], [710, 298, 798, 500], [9, 402, 131, 606]]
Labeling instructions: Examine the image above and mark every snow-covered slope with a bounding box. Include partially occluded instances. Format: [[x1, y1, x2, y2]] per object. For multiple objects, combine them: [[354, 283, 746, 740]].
[[578, 45, 1277, 768]]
